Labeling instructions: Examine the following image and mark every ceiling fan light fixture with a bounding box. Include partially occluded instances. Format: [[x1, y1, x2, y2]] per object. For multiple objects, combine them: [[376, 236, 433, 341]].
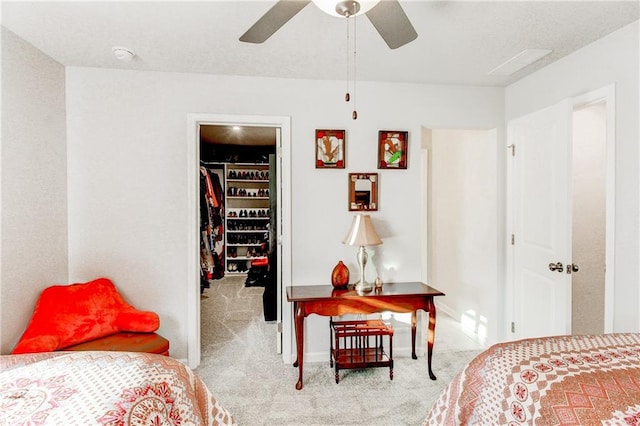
[[312, 0, 380, 17]]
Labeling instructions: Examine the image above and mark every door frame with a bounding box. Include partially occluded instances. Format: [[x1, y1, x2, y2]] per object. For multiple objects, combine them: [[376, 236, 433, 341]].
[[505, 84, 615, 338], [186, 113, 292, 369]]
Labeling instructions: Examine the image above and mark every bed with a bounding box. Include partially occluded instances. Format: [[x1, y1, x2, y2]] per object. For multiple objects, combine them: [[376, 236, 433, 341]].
[[1, 351, 236, 425], [425, 333, 640, 425]]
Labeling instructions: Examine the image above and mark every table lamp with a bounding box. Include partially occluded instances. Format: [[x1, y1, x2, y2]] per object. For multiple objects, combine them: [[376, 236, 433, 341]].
[[342, 214, 383, 293]]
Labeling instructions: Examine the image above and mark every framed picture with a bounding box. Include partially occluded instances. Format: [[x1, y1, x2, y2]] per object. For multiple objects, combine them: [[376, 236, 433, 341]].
[[378, 130, 408, 169], [316, 129, 345, 168], [348, 173, 378, 211]]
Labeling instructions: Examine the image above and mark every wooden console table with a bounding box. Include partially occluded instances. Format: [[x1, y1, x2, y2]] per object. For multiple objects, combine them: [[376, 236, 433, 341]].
[[286, 282, 445, 390]]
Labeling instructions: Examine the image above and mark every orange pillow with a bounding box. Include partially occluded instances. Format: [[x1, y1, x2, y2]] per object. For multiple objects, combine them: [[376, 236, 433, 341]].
[[12, 278, 159, 354]]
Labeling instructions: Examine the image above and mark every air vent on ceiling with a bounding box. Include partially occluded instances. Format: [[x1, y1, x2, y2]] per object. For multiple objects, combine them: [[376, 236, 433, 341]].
[[489, 49, 552, 76]]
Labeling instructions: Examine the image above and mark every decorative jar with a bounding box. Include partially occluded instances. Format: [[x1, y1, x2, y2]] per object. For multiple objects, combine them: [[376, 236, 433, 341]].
[[331, 261, 349, 288]]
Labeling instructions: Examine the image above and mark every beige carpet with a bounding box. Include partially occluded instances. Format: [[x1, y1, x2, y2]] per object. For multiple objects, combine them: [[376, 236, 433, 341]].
[[195, 276, 481, 425]]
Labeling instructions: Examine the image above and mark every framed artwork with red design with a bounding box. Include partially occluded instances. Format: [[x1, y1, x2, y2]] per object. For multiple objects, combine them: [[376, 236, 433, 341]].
[[378, 130, 408, 169], [316, 129, 345, 168]]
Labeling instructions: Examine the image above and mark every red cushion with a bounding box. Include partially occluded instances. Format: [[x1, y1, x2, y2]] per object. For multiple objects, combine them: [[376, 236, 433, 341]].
[[251, 258, 269, 267], [117, 309, 160, 332], [12, 278, 160, 354]]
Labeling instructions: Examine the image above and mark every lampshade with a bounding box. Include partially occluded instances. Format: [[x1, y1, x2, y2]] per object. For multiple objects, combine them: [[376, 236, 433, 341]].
[[342, 214, 382, 247]]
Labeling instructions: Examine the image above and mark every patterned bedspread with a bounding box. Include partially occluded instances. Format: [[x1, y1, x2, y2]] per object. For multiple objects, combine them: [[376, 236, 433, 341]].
[[1, 351, 236, 425], [425, 333, 640, 425]]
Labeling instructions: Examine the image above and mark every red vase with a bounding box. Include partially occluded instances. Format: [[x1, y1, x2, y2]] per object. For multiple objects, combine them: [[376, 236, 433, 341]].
[[331, 261, 349, 288]]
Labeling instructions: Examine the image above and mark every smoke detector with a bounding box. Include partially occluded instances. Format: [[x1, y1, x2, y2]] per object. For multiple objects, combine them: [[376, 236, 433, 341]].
[[112, 46, 135, 61]]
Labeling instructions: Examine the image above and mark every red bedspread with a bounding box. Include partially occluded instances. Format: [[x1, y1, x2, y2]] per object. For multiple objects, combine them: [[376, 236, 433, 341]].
[[1, 351, 236, 425], [425, 333, 640, 425]]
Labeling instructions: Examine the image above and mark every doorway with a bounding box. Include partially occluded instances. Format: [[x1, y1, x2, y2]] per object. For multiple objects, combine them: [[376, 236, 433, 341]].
[[186, 113, 292, 369], [506, 85, 615, 340], [423, 127, 499, 346], [199, 124, 277, 311], [571, 100, 607, 334]]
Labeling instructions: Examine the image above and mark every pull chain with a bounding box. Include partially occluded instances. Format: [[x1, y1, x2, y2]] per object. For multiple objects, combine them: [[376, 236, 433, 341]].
[[352, 14, 358, 120], [343, 9, 358, 119], [345, 16, 350, 102]]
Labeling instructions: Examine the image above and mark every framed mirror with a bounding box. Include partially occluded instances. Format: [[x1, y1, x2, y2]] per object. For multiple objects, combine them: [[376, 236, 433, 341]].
[[348, 173, 378, 211]]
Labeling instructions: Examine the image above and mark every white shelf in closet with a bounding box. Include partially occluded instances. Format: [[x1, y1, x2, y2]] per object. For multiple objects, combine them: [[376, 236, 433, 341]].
[[224, 163, 270, 275]]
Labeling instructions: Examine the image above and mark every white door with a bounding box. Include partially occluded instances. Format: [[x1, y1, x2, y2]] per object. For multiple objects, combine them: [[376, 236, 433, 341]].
[[508, 99, 573, 339]]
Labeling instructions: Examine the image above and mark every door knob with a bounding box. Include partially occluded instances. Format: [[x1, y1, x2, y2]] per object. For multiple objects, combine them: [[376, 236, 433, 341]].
[[548, 262, 564, 272], [566, 264, 579, 274]]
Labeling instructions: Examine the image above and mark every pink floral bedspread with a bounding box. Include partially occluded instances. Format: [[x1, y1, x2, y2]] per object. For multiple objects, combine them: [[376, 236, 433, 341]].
[[425, 333, 640, 425], [1, 351, 236, 425]]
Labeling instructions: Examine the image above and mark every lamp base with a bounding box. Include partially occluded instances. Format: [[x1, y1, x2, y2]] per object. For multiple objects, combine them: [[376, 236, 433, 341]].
[[355, 280, 373, 294], [354, 245, 373, 294]]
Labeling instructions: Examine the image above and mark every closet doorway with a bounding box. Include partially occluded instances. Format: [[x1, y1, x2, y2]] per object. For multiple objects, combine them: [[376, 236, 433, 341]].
[[199, 125, 277, 287], [187, 114, 292, 369]]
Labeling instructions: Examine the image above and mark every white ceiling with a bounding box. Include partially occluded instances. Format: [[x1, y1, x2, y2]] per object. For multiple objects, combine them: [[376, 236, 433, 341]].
[[2, 1, 639, 87]]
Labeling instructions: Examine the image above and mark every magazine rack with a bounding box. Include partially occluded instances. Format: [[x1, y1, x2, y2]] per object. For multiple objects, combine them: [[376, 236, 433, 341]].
[[330, 318, 394, 383]]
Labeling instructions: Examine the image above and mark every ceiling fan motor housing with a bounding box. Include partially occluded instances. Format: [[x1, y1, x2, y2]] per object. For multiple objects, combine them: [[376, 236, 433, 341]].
[[336, 1, 360, 17]]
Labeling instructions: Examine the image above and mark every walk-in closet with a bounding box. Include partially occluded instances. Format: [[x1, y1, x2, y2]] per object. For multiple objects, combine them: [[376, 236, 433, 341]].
[[199, 125, 277, 330]]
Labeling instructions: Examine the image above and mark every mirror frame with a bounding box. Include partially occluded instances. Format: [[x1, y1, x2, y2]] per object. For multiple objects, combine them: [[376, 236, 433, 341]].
[[348, 173, 378, 211]]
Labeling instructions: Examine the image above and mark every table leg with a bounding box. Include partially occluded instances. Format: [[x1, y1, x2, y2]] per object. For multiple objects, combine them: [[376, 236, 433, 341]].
[[292, 301, 299, 367], [427, 298, 437, 380], [292, 301, 305, 390], [411, 311, 418, 360]]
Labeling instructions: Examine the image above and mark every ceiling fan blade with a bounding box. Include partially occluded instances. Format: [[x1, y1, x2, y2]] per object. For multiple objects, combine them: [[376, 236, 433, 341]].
[[366, 0, 417, 49], [240, 1, 311, 43]]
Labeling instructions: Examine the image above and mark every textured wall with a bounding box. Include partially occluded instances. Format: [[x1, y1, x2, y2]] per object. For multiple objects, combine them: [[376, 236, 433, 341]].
[[1, 28, 68, 354]]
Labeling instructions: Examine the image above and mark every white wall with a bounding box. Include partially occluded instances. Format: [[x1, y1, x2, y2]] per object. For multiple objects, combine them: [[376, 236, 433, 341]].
[[64, 68, 504, 359], [505, 20, 639, 332], [430, 129, 498, 345], [0, 28, 68, 353]]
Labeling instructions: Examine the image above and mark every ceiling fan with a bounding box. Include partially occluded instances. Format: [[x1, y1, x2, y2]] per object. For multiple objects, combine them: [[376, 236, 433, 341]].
[[240, 0, 418, 50]]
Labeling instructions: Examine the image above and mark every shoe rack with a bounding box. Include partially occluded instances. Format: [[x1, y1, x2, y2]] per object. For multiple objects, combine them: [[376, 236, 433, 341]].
[[225, 163, 270, 274]]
